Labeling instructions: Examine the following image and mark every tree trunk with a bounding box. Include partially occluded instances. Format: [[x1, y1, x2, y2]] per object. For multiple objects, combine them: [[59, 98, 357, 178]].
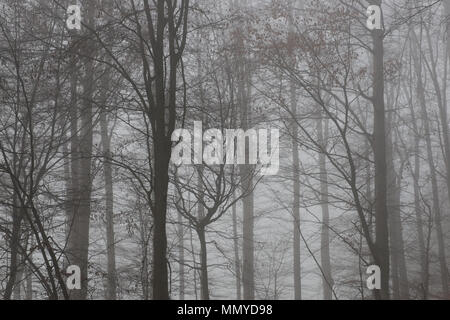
[[197, 226, 209, 300], [446, 0, 450, 63], [409, 98, 428, 297], [231, 0, 255, 300], [13, 254, 23, 299], [177, 211, 185, 300], [25, 262, 33, 300], [147, 0, 188, 299], [152, 149, 170, 299], [98, 0, 117, 301], [387, 140, 399, 300], [387, 166, 409, 300], [393, 179, 409, 300], [370, 2, 390, 299], [66, 0, 96, 299], [386, 105, 409, 300], [291, 78, 302, 301], [413, 147, 428, 298], [100, 106, 117, 300], [232, 199, 242, 300], [317, 115, 333, 300], [4, 199, 22, 300], [239, 56, 255, 302], [137, 201, 151, 300], [189, 222, 198, 300], [66, 41, 79, 252]]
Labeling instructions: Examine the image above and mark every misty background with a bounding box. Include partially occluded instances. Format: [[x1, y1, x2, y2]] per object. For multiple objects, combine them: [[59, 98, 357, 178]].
[[0, 0, 449, 300]]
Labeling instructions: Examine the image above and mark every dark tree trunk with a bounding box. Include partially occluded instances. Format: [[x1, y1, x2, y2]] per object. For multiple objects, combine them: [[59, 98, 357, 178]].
[[4, 201, 22, 300], [152, 143, 170, 300], [197, 226, 209, 300], [370, 4, 390, 299], [232, 200, 242, 300], [66, 0, 96, 299], [177, 211, 185, 300]]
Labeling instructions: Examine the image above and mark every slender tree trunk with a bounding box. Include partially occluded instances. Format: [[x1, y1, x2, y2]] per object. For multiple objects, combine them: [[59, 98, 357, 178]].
[[231, 0, 255, 300], [4, 199, 22, 300], [317, 115, 333, 300], [197, 226, 209, 300], [386, 105, 409, 300], [291, 79, 302, 301], [232, 200, 242, 300], [189, 222, 198, 300], [370, 1, 390, 299], [98, 0, 117, 301], [287, 1, 302, 300], [408, 92, 428, 296], [195, 168, 210, 299], [387, 130, 400, 300], [138, 201, 151, 300], [413, 142, 428, 298], [24, 234, 33, 300], [177, 211, 185, 300], [240, 156, 254, 301], [387, 166, 409, 300], [63, 138, 72, 242], [66, 0, 96, 299], [13, 254, 23, 299], [25, 262, 32, 300], [67, 41, 80, 254], [445, 0, 450, 64], [142, 245, 150, 300], [394, 179, 409, 299], [239, 58, 255, 301], [100, 107, 117, 300]]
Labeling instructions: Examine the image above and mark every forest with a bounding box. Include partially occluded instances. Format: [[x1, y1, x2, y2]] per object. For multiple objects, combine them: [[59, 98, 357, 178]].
[[0, 0, 449, 301]]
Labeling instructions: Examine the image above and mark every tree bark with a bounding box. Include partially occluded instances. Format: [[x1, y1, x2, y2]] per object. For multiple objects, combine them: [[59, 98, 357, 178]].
[[291, 79, 302, 301], [317, 115, 333, 300], [238, 53, 255, 302], [25, 263, 33, 300], [197, 226, 209, 300], [232, 200, 242, 300], [100, 102, 117, 300], [407, 89, 428, 297], [412, 137, 428, 298], [99, 0, 117, 301], [177, 211, 185, 300], [370, 1, 390, 299], [4, 199, 23, 300], [66, 0, 96, 299], [386, 102, 409, 300]]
